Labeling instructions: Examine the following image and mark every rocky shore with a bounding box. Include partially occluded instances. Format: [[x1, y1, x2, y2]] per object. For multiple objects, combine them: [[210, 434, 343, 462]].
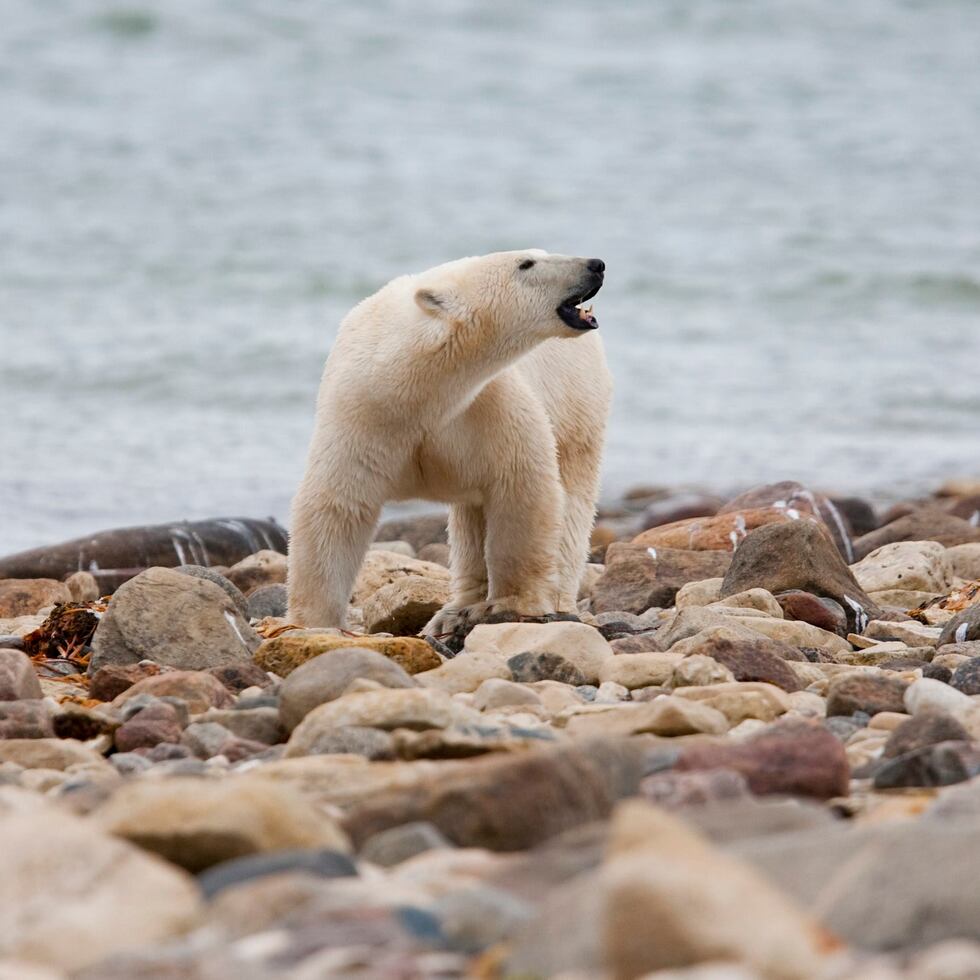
[[1, 478, 980, 978]]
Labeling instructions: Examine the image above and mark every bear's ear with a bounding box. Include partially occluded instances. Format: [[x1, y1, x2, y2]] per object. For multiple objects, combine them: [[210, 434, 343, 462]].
[[415, 287, 452, 318]]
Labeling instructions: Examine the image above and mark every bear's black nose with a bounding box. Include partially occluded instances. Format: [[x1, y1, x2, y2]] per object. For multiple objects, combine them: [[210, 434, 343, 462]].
[[586, 258, 605, 275]]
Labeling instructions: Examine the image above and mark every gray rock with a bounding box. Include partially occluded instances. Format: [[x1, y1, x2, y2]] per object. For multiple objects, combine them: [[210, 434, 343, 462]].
[[197, 707, 285, 745], [940, 606, 980, 647], [90, 567, 259, 673], [873, 741, 980, 789], [507, 651, 588, 686], [0, 699, 54, 739], [730, 817, 980, 950], [374, 513, 448, 552], [883, 710, 971, 758], [196, 848, 357, 899], [181, 721, 236, 759], [278, 648, 415, 732], [433, 884, 533, 954], [0, 649, 42, 700], [360, 821, 453, 866], [174, 564, 249, 617], [286, 724, 396, 760], [245, 583, 288, 620]]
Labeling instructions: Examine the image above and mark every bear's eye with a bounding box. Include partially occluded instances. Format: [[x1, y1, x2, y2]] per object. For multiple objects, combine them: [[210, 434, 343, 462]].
[[518, 259, 535, 270]]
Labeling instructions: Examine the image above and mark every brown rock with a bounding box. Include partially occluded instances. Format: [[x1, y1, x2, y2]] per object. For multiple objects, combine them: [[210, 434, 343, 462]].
[[362, 576, 450, 635], [883, 710, 970, 759], [826, 673, 909, 717], [632, 507, 806, 553], [207, 661, 271, 693], [0, 700, 54, 739], [718, 481, 854, 559], [853, 509, 980, 561], [0, 578, 71, 617], [720, 521, 881, 632], [64, 570, 100, 602], [416, 543, 450, 566], [254, 633, 440, 677], [0, 650, 42, 700], [939, 605, 980, 647], [114, 701, 185, 752], [695, 637, 803, 692], [776, 590, 849, 636], [88, 662, 163, 702], [639, 492, 723, 530], [343, 738, 645, 851], [223, 550, 287, 594], [591, 544, 731, 615], [0, 738, 108, 771], [677, 719, 849, 800], [112, 671, 234, 713]]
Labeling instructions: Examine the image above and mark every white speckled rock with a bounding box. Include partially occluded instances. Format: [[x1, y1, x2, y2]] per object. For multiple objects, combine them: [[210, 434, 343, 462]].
[[851, 541, 953, 594]]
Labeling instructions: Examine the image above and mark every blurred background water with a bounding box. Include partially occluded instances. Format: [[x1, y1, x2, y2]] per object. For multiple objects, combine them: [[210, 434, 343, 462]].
[[2, 0, 979, 553]]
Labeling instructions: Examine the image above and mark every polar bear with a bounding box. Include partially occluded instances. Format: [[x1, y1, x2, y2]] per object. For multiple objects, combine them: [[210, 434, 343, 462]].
[[287, 249, 611, 632]]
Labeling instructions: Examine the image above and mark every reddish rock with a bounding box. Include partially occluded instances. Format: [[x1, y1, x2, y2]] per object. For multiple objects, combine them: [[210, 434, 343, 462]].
[[632, 508, 807, 553], [718, 481, 854, 560], [676, 719, 850, 800], [592, 545, 731, 615], [775, 591, 848, 636], [640, 769, 750, 809], [0, 649, 42, 700], [0, 578, 71, 617], [719, 521, 881, 632], [695, 638, 803, 692], [208, 662, 272, 693], [0, 700, 54, 739], [853, 509, 980, 561], [115, 702, 185, 752], [639, 493, 723, 531], [826, 673, 909, 717], [112, 671, 234, 714], [88, 662, 164, 702]]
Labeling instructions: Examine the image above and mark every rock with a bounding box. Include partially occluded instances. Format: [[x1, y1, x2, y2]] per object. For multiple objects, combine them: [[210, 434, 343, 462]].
[[883, 710, 971, 758], [342, 737, 645, 850], [370, 539, 415, 557], [278, 648, 415, 731], [0, 650, 41, 700], [0, 807, 200, 971], [672, 682, 791, 725], [254, 632, 440, 677], [718, 481, 853, 558], [362, 576, 450, 635], [207, 661, 271, 693], [0, 739, 108, 771], [473, 678, 543, 710], [114, 701, 184, 752], [285, 689, 480, 752], [112, 671, 233, 713], [948, 543, 980, 581], [197, 707, 284, 745], [508, 800, 827, 979], [905, 677, 974, 716], [462, 621, 613, 686], [950, 657, 980, 694], [677, 719, 849, 799], [89, 567, 259, 674], [863, 619, 942, 647], [670, 654, 736, 688], [245, 583, 287, 620], [874, 741, 980, 789], [417, 542, 450, 566], [196, 847, 356, 899], [870, 588, 943, 611], [564, 697, 729, 737], [64, 570, 99, 602], [360, 822, 453, 867], [416, 650, 508, 693], [88, 661, 163, 701], [826, 673, 909, 717], [830, 496, 879, 537], [173, 565, 249, 617], [675, 577, 725, 607], [507, 651, 587, 686], [374, 513, 448, 552], [776, 590, 848, 635], [854, 509, 980, 560], [94, 776, 349, 872], [0, 701, 53, 739], [708, 587, 784, 618], [283, 725, 395, 760], [640, 769, 751, 810], [732, 817, 980, 950], [52, 706, 116, 747], [591, 545, 731, 615], [851, 541, 953, 595], [352, 549, 450, 606], [939, 605, 980, 647], [639, 491, 723, 529], [598, 652, 682, 689], [223, 549, 287, 594], [720, 521, 881, 632], [0, 579, 71, 618], [632, 507, 812, 554], [693, 637, 804, 692]]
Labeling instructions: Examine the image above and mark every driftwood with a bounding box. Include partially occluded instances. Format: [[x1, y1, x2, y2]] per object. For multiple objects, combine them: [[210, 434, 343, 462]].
[[0, 517, 288, 593]]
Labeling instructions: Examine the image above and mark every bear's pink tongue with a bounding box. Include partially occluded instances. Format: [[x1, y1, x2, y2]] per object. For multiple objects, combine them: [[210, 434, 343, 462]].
[[577, 304, 597, 328]]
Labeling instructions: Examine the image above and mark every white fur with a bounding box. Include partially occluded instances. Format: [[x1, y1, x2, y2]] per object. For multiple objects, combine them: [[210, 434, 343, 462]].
[[287, 249, 612, 630]]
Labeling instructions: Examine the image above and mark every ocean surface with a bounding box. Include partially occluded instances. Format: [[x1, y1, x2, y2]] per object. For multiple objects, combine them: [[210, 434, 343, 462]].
[[3, 0, 979, 554]]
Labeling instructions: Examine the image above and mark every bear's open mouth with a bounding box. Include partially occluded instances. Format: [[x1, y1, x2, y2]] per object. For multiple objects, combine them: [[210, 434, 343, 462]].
[[557, 277, 602, 331]]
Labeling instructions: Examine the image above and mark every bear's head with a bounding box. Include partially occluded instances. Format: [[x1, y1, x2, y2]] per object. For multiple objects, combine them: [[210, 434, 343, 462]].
[[413, 250, 605, 340]]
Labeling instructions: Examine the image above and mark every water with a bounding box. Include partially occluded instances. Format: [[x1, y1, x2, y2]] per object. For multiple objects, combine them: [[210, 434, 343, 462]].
[[3, 0, 979, 554]]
